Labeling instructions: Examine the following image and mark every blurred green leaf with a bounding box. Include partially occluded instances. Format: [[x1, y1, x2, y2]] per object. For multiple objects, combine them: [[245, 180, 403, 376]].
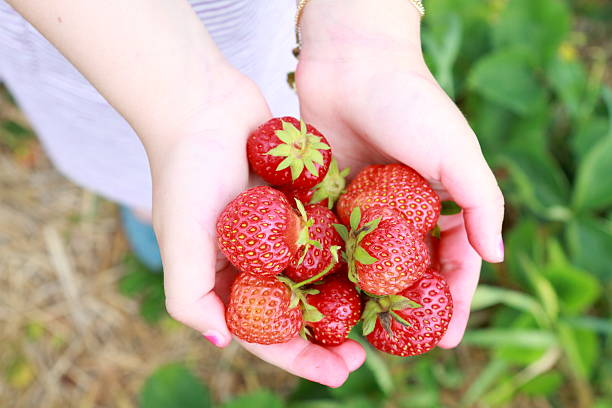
[[289, 399, 372, 408], [349, 333, 393, 395], [119, 255, 166, 323], [548, 56, 589, 119], [0, 120, 35, 150], [289, 380, 331, 403], [492, 0, 570, 64], [506, 102, 551, 156], [425, 0, 492, 83], [562, 316, 612, 335], [139, 363, 210, 408], [505, 219, 545, 284], [468, 49, 546, 115], [467, 97, 514, 158], [329, 364, 383, 400], [482, 375, 516, 406], [571, 117, 609, 160], [222, 390, 284, 408], [471, 285, 549, 329], [119, 267, 159, 297], [519, 371, 563, 396], [5, 354, 36, 389], [566, 216, 612, 280], [542, 263, 601, 315], [521, 257, 559, 322], [462, 329, 557, 348], [558, 323, 599, 379], [140, 285, 167, 324], [462, 360, 508, 406], [495, 313, 548, 365], [499, 150, 570, 219], [422, 15, 461, 98], [397, 388, 439, 408], [573, 135, 612, 212]]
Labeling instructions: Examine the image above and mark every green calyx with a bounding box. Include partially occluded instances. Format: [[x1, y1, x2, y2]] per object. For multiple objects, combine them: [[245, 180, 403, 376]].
[[266, 119, 331, 181], [440, 200, 462, 215], [333, 207, 381, 285], [308, 159, 350, 209], [276, 275, 324, 325], [361, 294, 422, 337], [294, 199, 322, 265], [277, 246, 341, 341]]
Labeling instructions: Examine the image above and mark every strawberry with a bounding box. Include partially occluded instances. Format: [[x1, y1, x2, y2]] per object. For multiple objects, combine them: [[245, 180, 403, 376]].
[[226, 273, 302, 344], [281, 159, 350, 210], [284, 204, 344, 284], [247, 117, 332, 190], [335, 207, 430, 296], [363, 270, 452, 356], [226, 272, 325, 344], [216, 186, 320, 277], [337, 164, 441, 234], [305, 273, 362, 346]]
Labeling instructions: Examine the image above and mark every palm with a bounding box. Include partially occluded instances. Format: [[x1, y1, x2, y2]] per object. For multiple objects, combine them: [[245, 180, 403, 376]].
[[150, 78, 365, 387], [297, 57, 502, 347]]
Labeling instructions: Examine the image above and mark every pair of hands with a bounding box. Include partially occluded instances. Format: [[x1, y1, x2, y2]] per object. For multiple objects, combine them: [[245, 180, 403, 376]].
[[148, 1, 504, 388]]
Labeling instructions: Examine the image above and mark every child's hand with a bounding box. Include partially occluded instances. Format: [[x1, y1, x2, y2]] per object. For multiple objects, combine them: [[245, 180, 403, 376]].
[[297, 0, 505, 348], [147, 72, 364, 387]]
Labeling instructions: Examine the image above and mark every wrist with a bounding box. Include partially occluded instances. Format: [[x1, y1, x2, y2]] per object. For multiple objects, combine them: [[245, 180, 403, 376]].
[[299, 0, 423, 61], [139, 67, 270, 166]]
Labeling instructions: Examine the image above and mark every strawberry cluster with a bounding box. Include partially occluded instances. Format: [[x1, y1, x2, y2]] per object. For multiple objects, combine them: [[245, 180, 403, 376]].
[[216, 117, 453, 356]]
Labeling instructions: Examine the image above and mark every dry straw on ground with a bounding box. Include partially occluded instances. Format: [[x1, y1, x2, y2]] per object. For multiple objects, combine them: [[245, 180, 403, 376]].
[[0, 91, 293, 407]]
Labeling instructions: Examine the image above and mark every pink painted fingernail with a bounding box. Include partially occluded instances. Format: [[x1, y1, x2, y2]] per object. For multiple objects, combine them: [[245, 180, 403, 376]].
[[498, 236, 505, 262], [203, 330, 224, 347]]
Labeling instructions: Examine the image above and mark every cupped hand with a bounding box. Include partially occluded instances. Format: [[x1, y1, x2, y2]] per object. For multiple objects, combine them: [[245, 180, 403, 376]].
[[297, 1, 505, 348], [144, 69, 364, 387]]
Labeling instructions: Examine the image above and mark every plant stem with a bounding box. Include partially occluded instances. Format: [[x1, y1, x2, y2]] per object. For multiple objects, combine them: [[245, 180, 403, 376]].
[[292, 258, 337, 289]]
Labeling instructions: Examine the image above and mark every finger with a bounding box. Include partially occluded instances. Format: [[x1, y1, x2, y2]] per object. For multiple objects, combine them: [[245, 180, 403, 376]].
[[436, 216, 482, 349], [327, 339, 366, 372], [370, 88, 505, 263], [241, 337, 353, 387], [439, 134, 505, 263], [152, 141, 249, 348]]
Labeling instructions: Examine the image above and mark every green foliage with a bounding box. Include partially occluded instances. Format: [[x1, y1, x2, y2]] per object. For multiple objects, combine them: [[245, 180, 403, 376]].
[[119, 254, 167, 323], [221, 390, 283, 408], [139, 363, 211, 408], [468, 49, 546, 115]]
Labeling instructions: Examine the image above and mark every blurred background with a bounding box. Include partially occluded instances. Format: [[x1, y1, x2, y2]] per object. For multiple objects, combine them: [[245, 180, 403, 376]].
[[1, 0, 611, 407]]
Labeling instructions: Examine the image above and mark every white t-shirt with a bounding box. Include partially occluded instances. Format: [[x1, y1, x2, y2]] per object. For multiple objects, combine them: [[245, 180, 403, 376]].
[[0, 0, 299, 209]]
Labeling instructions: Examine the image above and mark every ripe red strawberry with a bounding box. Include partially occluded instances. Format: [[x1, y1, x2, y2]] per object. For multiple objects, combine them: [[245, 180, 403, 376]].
[[335, 206, 430, 296], [305, 274, 362, 346], [281, 159, 350, 210], [337, 164, 441, 234], [216, 186, 319, 277], [247, 117, 332, 190], [363, 270, 452, 356], [284, 204, 344, 283], [226, 273, 303, 344]]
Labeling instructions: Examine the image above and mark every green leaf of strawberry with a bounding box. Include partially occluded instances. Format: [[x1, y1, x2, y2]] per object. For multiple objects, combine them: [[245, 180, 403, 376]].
[[349, 207, 361, 231], [267, 120, 331, 181], [353, 246, 378, 265], [440, 200, 462, 215], [309, 159, 350, 209]]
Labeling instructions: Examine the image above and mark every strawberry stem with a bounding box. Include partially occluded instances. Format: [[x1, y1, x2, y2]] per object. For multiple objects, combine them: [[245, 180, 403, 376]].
[[292, 246, 340, 290]]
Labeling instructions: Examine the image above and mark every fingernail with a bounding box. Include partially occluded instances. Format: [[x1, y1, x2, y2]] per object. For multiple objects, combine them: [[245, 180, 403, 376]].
[[497, 236, 505, 262], [203, 330, 225, 347]]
